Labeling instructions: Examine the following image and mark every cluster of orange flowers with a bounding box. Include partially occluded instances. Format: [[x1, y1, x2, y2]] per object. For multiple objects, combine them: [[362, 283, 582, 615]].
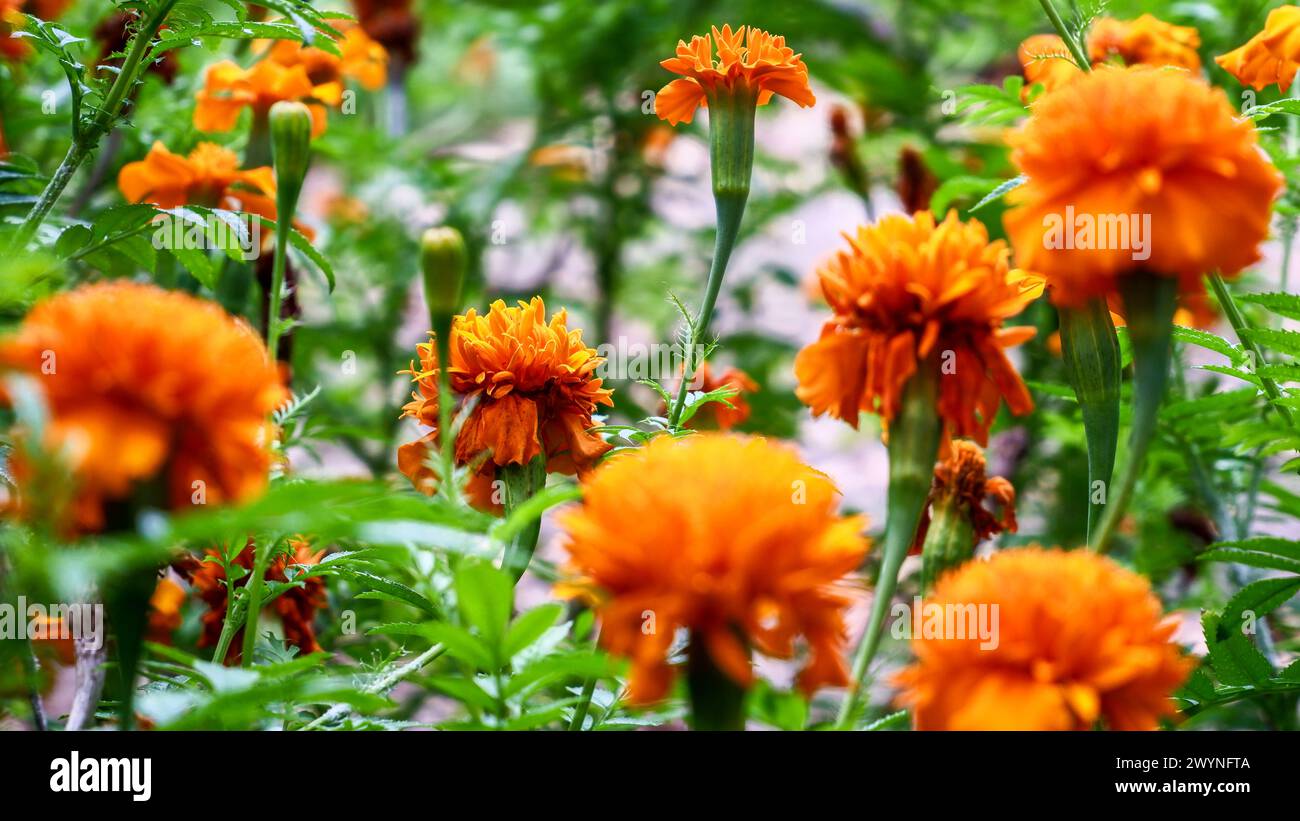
[[13, 9, 1289, 732], [196, 22, 387, 138]]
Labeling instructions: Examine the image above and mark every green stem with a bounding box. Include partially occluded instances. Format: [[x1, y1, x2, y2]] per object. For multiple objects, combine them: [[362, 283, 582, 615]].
[[1059, 298, 1121, 542], [1092, 274, 1178, 553], [687, 637, 747, 731], [667, 85, 756, 429], [240, 537, 276, 666], [266, 215, 291, 360], [836, 362, 943, 729], [1207, 273, 1297, 431], [1037, 0, 1091, 71], [568, 676, 598, 731], [433, 311, 456, 501], [499, 456, 546, 584]]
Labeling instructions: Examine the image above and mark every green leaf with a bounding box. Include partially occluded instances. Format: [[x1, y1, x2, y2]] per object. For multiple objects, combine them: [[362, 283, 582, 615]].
[[1239, 291, 1300, 322], [454, 560, 513, 655], [503, 604, 564, 660]]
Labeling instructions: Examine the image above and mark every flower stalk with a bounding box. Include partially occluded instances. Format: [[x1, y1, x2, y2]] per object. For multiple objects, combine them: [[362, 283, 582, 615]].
[[837, 361, 943, 728], [1058, 298, 1121, 542], [687, 637, 747, 731], [667, 83, 757, 428], [266, 101, 313, 361], [1092, 273, 1178, 552], [499, 455, 546, 583]]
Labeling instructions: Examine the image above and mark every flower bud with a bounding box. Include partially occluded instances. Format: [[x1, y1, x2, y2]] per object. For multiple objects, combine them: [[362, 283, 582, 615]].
[[420, 226, 467, 319], [269, 100, 313, 215]]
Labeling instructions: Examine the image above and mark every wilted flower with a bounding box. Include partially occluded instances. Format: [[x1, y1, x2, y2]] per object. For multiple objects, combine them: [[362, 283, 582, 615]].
[[895, 547, 1192, 730], [190, 538, 327, 664], [0, 282, 286, 531], [558, 433, 869, 705], [1004, 66, 1281, 307], [794, 211, 1040, 445]]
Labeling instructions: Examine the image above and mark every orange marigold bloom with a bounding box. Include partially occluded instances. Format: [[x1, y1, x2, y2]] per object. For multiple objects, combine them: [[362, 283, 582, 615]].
[[259, 22, 388, 92], [895, 547, 1192, 730], [117, 141, 277, 218], [146, 577, 186, 645], [190, 537, 327, 664], [1018, 34, 1083, 97], [195, 58, 336, 137], [0, 282, 287, 531], [558, 434, 869, 703], [1089, 14, 1201, 71], [654, 24, 815, 125], [1019, 15, 1202, 98], [398, 298, 613, 506], [794, 211, 1040, 445], [691, 361, 757, 431], [664, 360, 757, 431], [911, 439, 1016, 555], [1004, 66, 1282, 307], [1217, 5, 1300, 91]]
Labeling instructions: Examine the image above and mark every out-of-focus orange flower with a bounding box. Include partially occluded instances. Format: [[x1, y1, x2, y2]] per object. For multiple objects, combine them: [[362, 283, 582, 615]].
[[352, 0, 418, 66], [190, 537, 326, 664], [195, 58, 333, 137], [146, 577, 186, 645], [794, 211, 1039, 445], [260, 22, 387, 92], [1004, 66, 1281, 308], [398, 298, 613, 508], [1019, 15, 1202, 99], [910, 439, 1016, 555], [895, 547, 1192, 730], [1217, 5, 1300, 91], [28, 614, 75, 665], [528, 144, 592, 182], [1018, 34, 1084, 98], [671, 361, 757, 431], [654, 24, 815, 125], [118, 141, 278, 218], [558, 433, 869, 703], [1, 0, 30, 62], [0, 282, 287, 531], [1089, 14, 1201, 70]]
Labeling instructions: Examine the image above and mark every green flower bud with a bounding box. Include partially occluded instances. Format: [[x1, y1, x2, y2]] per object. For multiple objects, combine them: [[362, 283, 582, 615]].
[[269, 100, 313, 216], [420, 226, 467, 320]]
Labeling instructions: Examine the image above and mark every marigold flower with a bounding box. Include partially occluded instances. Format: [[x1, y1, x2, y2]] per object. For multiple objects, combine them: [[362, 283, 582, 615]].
[[1018, 34, 1083, 97], [190, 537, 327, 664], [195, 20, 389, 139], [558, 433, 869, 703], [118, 141, 277, 218], [1004, 66, 1282, 307], [0, 282, 287, 531], [1089, 14, 1201, 71], [260, 22, 388, 92], [895, 547, 1192, 730], [794, 211, 1039, 445], [398, 297, 613, 506], [654, 24, 815, 125], [352, 0, 419, 65], [690, 362, 757, 431], [662, 361, 757, 431], [1019, 15, 1202, 98], [146, 577, 186, 645], [912, 439, 1016, 552], [1217, 5, 1300, 91]]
